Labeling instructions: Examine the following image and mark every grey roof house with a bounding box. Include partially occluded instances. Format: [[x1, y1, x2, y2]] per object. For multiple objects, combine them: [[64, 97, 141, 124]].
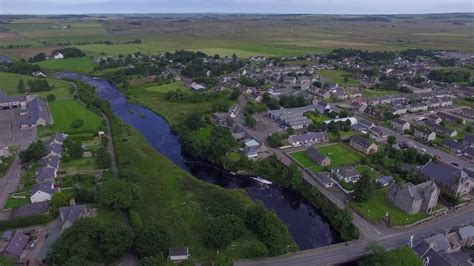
[[59, 205, 90, 231], [2, 229, 29, 260], [419, 161, 472, 197], [9, 202, 50, 219], [387, 181, 439, 214]]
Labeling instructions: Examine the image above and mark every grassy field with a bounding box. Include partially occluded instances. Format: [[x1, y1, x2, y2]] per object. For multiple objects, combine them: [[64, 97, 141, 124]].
[[144, 81, 187, 93], [351, 188, 427, 226], [3, 193, 30, 209], [0, 71, 73, 99], [290, 143, 363, 173], [36, 57, 96, 73], [319, 70, 360, 86], [49, 99, 102, 135]]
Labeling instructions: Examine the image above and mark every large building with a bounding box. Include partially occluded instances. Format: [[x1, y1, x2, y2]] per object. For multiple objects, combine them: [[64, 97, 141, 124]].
[[349, 136, 378, 155], [268, 105, 317, 129], [387, 181, 439, 214], [287, 131, 328, 147], [419, 161, 473, 197]]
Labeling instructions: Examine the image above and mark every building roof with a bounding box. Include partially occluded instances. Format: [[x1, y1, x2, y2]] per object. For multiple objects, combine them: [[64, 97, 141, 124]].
[[458, 225, 474, 241], [47, 143, 62, 155], [442, 139, 465, 151], [244, 139, 260, 148], [306, 147, 328, 164], [41, 156, 60, 169], [9, 202, 50, 219], [336, 166, 360, 178], [375, 175, 393, 185], [425, 233, 452, 252], [59, 205, 88, 226], [350, 135, 374, 149], [38, 225, 61, 260], [36, 167, 56, 183], [420, 161, 466, 186], [32, 181, 56, 196], [20, 98, 49, 126], [169, 247, 189, 257], [4, 230, 28, 259], [288, 131, 328, 143]]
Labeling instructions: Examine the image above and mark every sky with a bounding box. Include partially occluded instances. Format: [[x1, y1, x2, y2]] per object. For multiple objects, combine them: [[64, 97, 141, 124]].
[[0, 0, 473, 15]]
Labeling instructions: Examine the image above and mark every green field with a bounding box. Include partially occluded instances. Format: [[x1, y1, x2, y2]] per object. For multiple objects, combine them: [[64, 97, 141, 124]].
[[351, 189, 427, 226], [319, 70, 361, 86], [144, 81, 187, 93], [0, 71, 73, 99], [362, 89, 399, 98], [290, 143, 363, 172], [4, 193, 30, 209], [49, 99, 102, 135], [61, 157, 99, 174], [36, 57, 96, 73]]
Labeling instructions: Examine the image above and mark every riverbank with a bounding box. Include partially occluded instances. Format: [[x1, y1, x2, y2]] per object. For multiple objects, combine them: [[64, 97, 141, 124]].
[[72, 77, 299, 261]]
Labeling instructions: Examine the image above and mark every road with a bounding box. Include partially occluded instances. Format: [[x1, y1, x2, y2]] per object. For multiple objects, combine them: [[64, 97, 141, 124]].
[[0, 156, 23, 210], [236, 204, 474, 266]]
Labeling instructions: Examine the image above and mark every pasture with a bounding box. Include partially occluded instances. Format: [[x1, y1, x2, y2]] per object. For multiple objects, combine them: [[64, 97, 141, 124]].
[[144, 81, 187, 93], [36, 57, 96, 73], [49, 99, 102, 135]]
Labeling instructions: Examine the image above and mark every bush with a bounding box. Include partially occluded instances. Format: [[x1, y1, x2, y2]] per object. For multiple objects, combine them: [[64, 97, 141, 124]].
[[46, 94, 56, 102], [206, 214, 245, 248], [0, 214, 55, 230], [71, 119, 85, 128]]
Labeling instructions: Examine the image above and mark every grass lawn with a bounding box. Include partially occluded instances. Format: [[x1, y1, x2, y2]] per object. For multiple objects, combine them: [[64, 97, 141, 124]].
[[61, 157, 99, 173], [0, 71, 73, 99], [49, 99, 102, 135], [4, 193, 30, 209], [56, 174, 96, 189], [351, 188, 427, 226], [305, 112, 331, 123], [144, 81, 187, 93], [290, 143, 363, 173], [36, 57, 96, 74], [319, 69, 360, 86], [362, 89, 398, 98]]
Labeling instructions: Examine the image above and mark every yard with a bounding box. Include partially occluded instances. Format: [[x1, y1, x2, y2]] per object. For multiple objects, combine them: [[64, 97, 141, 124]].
[[144, 81, 187, 93], [36, 57, 96, 73], [319, 69, 360, 86], [362, 89, 398, 98], [49, 99, 102, 135], [61, 157, 100, 174], [4, 192, 30, 209], [289, 143, 363, 173], [350, 188, 427, 226]]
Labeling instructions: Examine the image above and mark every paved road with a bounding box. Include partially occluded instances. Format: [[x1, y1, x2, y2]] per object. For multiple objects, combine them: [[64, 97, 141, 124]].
[[236, 205, 474, 266], [0, 156, 22, 210]]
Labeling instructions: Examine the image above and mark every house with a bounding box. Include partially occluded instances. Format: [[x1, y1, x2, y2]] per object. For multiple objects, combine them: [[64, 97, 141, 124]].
[[287, 131, 328, 146], [168, 247, 190, 261], [369, 126, 387, 139], [463, 147, 474, 162], [455, 108, 474, 119], [20, 98, 50, 128], [457, 225, 474, 247], [30, 181, 57, 203], [59, 205, 90, 230], [53, 52, 64, 59], [442, 139, 465, 153], [414, 128, 436, 142], [37, 226, 61, 262], [357, 118, 375, 130], [0, 92, 28, 109], [419, 161, 473, 197], [332, 166, 361, 183], [463, 134, 474, 147], [423, 120, 457, 138], [387, 181, 439, 214], [305, 146, 331, 166], [190, 82, 206, 91], [36, 167, 57, 183], [391, 119, 410, 132], [350, 136, 378, 155], [9, 202, 50, 219], [268, 105, 317, 129], [2, 229, 29, 260], [312, 171, 334, 188], [437, 112, 464, 124], [46, 143, 62, 158], [40, 156, 60, 170], [375, 175, 394, 187]]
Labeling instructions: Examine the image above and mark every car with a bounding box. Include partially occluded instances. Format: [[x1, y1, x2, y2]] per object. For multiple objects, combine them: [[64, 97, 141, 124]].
[[451, 162, 459, 167]]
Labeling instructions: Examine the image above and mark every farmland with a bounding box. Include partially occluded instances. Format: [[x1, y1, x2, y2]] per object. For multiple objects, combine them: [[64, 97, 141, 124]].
[[1, 14, 474, 60]]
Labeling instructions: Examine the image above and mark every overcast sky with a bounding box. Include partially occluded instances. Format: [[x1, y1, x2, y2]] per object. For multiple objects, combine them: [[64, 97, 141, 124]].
[[1, 0, 473, 15]]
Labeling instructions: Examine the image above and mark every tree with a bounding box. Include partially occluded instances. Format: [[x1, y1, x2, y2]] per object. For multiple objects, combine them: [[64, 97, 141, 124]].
[[19, 141, 47, 163], [46, 94, 56, 102], [353, 174, 374, 202], [267, 132, 283, 148], [206, 214, 245, 248], [245, 115, 257, 128], [51, 191, 73, 211], [288, 162, 303, 189], [135, 223, 170, 257], [17, 79, 26, 93], [71, 119, 84, 128], [229, 89, 240, 100], [64, 138, 84, 159], [361, 245, 422, 266], [96, 146, 111, 169], [97, 179, 135, 210], [387, 135, 397, 146]]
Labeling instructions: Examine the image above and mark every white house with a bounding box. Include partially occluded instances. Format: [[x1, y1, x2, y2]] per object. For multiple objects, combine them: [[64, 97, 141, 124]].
[[30, 181, 57, 203], [53, 52, 64, 60]]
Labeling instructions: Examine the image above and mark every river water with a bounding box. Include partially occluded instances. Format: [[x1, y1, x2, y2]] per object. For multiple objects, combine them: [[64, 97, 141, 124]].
[[56, 72, 341, 249]]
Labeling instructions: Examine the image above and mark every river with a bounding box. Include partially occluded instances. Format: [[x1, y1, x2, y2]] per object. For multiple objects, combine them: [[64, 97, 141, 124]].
[[56, 72, 341, 250]]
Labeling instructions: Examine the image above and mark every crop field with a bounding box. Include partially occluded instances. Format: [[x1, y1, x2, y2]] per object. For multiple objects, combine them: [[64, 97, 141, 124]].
[[36, 57, 96, 73], [0, 71, 73, 99], [49, 99, 102, 135], [289, 143, 363, 173], [1, 14, 473, 59]]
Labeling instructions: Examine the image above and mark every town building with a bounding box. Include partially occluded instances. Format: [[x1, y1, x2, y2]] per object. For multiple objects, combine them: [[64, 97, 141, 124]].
[[30, 181, 57, 203], [59, 205, 90, 231], [391, 119, 410, 132], [312, 171, 334, 188], [305, 146, 331, 166], [419, 161, 473, 197], [287, 131, 328, 147], [387, 181, 439, 214], [375, 175, 394, 187], [331, 166, 361, 183], [1, 229, 28, 261], [414, 128, 436, 142], [349, 136, 378, 155]]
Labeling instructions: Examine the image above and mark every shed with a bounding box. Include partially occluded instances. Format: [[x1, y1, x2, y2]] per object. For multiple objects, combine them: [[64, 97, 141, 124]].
[[168, 247, 190, 261]]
